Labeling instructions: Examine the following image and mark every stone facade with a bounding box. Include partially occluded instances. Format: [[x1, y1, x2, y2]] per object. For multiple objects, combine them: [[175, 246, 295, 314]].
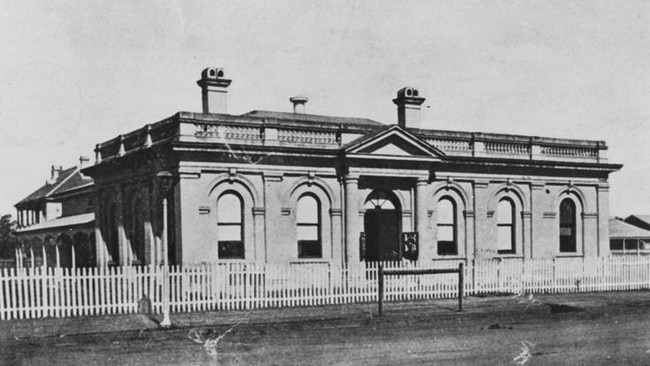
[[83, 68, 622, 267]]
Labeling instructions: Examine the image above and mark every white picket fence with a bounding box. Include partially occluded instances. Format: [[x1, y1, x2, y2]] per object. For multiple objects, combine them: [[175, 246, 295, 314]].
[[1, 255, 650, 320]]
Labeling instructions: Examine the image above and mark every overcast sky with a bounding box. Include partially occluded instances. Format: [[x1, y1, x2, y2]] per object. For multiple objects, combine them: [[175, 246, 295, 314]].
[[0, 1, 648, 217]]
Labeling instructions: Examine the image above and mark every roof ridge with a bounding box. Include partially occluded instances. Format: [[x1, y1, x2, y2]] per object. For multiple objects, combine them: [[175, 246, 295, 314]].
[[43, 166, 79, 198]]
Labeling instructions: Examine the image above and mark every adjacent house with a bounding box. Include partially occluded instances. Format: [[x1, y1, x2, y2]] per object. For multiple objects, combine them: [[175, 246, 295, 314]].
[[14, 158, 96, 268], [77, 67, 621, 267], [623, 215, 650, 232], [609, 218, 650, 254]]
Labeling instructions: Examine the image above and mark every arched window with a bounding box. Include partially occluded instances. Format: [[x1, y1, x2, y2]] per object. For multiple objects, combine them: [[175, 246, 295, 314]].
[[297, 194, 321, 258], [437, 198, 457, 255], [559, 199, 577, 253], [217, 192, 244, 259], [497, 198, 515, 254], [364, 190, 398, 210]]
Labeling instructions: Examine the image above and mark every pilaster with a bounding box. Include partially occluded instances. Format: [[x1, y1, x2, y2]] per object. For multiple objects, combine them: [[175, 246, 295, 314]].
[[530, 182, 547, 258], [263, 173, 283, 263], [344, 175, 360, 263], [473, 180, 489, 258], [414, 177, 430, 260], [597, 183, 610, 256], [522, 211, 532, 258]]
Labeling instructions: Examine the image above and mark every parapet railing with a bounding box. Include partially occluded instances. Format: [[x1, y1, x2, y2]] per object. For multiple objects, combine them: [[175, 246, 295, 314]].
[[94, 116, 607, 164]]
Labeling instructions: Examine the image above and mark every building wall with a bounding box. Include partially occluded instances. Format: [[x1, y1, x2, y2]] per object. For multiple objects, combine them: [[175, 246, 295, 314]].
[[88, 150, 611, 266], [175, 165, 345, 265], [60, 194, 93, 217], [164, 166, 609, 265]]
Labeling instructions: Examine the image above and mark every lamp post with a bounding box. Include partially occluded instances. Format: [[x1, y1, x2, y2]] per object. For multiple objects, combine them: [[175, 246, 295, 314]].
[[156, 171, 176, 328]]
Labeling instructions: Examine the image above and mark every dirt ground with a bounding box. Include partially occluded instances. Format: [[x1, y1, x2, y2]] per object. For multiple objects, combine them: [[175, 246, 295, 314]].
[[2, 294, 650, 365]]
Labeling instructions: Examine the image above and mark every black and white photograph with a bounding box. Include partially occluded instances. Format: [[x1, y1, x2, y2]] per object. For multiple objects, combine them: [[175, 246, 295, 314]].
[[1, 1, 650, 364]]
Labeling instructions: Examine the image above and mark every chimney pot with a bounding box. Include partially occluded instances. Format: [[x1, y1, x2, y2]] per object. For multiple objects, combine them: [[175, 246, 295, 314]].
[[49, 165, 63, 184], [197, 67, 232, 114], [290, 96, 309, 114], [393, 87, 426, 129]]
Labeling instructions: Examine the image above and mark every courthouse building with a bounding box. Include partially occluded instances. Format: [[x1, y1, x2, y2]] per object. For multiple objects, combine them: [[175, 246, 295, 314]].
[[50, 68, 622, 266]]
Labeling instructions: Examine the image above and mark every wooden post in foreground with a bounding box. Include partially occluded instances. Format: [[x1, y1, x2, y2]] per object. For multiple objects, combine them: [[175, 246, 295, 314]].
[[378, 264, 384, 316], [458, 262, 464, 312]]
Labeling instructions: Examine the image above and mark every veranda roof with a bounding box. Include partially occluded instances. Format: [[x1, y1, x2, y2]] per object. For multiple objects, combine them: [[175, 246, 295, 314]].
[[609, 218, 650, 239], [15, 213, 95, 234]]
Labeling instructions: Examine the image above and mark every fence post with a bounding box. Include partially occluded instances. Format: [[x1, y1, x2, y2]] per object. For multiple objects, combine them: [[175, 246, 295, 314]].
[[552, 257, 557, 290], [458, 262, 464, 312], [378, 264, 384, 316]]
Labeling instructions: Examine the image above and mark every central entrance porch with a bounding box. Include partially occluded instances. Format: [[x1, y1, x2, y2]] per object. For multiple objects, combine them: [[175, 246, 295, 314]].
[[363, 190, 402, 261]]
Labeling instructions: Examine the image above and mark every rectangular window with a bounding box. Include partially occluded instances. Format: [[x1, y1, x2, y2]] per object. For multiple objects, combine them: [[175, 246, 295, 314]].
[[437, 223, 456, 255], [298, 240, 322, 258], [610, 239, 623, 251], [298, 224, 321, 258], [625, 240, 638, 250], [218, 241, 244, 259], [497, 226, 514, 253]]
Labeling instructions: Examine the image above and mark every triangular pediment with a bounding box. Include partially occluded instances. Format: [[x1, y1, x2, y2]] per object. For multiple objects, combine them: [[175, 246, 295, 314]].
[[345, 125, 444, 159]]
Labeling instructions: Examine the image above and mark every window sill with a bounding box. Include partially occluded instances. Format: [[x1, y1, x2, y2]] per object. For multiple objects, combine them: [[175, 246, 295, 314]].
[[215, 258, 248, 263], [432, 256, 466, 261], [495, 254, 524, 259], [555, 253, 583, 258], [290, 259, 330, 264]]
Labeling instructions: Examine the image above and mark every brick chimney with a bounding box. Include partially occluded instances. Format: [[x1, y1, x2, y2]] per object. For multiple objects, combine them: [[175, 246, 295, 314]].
[[290, 96, 308, 114], [48, 165, 63, 184], [393, 87, 425, 129], [197, 67, 232, 114]]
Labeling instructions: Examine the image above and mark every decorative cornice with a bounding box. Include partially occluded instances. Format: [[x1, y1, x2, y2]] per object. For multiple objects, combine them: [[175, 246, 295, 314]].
[[253, 207, 266, 216], [281, 207, 291, 216], [464, 210, 475, 218], [582, 212, 598, 219], [521, 211, 532, 219], [198, 206, 211, 215]]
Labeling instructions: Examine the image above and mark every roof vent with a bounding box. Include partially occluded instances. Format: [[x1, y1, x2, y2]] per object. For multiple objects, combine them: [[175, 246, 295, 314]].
[[290, 96, 308, 114]]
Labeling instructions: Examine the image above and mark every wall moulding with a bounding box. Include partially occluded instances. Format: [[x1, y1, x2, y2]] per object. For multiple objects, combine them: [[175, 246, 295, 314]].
[[542, 212, 557, 219]]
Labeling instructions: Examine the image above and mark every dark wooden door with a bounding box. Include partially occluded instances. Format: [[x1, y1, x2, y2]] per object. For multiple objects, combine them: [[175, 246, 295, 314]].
[[364, 209, 401, 261]]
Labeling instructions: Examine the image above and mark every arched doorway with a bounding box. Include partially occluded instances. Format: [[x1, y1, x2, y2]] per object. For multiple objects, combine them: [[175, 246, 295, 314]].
[[363, 190, 401, 261]]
